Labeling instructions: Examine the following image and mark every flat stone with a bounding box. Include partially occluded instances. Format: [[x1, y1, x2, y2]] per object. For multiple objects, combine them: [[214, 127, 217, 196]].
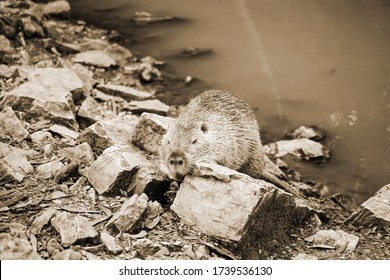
[[80, 115, 139, 155], [73, 50, 116, 68], [105, 193, 149, 233], [0, 151, 34, 183], [0, 233, 41, 260], [42, 38, 80, 54], [131, 112, 175, 155], [51, 211, 98, 247], [264, 138, 330, 160], [86, 145, 149, 195], [126, 99, 170, 116], [27, 67, 83, 93], [97, 84, 153, 101], [0, 81, 78, 130], [0, 107, 29, 141], [42, 0, 71, 18], [49, 124, 79, 139], [171, 161, 324, 258], [60, 142, 95, 166], [346, 184, 390, 228]]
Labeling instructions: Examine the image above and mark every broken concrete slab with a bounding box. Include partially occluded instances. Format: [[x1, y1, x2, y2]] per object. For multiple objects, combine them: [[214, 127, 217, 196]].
[[51, 211, 98, 247], [346, 184, 390, 228], [96, 84, 153, 101], [0, 81, 78, 130], [86, 145, 149, 195], [126, 99, 170, 116], [80, 115, 139, 155], [0, 106, 29, 141], [72, 50, 116, 68], [171, 161, 324, 258], [105, 193, 149, 234], [131, 112, 175, 155]]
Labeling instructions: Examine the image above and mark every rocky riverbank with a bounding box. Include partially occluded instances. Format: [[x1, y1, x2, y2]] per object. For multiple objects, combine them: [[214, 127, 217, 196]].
[[0, 0, 389, 260]]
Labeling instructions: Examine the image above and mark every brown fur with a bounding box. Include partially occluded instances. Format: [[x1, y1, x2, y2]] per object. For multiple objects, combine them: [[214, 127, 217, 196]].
[[160, 90, 301, 197]]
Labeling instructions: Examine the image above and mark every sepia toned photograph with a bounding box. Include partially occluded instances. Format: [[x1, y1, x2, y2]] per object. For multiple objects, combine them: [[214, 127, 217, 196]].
[[0, 0, 389, 267]]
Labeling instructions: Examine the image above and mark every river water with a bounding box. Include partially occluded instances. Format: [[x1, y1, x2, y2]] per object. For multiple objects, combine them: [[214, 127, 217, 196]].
[[68, 0, 390, 203]]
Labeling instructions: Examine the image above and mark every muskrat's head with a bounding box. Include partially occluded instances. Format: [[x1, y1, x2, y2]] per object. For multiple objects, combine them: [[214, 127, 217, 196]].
[[159, 121, 210, 181]]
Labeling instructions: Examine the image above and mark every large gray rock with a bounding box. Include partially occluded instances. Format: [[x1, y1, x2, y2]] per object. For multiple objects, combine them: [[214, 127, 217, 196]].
[[0, 107, 29, 141], [51, 211, 98, 247], [27, 67, 83, 93], [80, 115, 139, 155], [131, 112, 175, 155], [105, 193, 149, 234], [86, 146, 149, 195], [346, 184, 390, 228], [0, 81, 78, 130], [60, 142, 95, 166], [171, 161, 324, 259]]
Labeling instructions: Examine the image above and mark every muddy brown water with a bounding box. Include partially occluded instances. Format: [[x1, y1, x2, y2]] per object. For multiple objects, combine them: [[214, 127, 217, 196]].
[[69, 0, 389, 203]]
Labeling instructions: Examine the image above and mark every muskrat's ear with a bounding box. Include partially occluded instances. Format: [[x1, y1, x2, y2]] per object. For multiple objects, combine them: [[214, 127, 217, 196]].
[[200, 123, 208, 133]]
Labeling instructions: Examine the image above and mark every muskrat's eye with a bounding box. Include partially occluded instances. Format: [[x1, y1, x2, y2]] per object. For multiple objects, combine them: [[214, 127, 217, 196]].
[[201, 123, 208, 133], [192, 139, 197, 144]]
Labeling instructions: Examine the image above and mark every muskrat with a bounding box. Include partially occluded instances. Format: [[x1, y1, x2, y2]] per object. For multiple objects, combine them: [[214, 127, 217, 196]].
[[159, 90, 301, 197]]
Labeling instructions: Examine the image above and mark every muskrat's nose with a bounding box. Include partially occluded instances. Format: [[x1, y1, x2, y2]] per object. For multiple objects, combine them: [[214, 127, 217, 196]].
[[168, 151, 185, 166]]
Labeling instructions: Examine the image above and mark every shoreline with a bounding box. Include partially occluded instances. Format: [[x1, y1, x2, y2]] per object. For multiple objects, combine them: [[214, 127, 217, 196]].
[[0, 0, 389, 260]]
